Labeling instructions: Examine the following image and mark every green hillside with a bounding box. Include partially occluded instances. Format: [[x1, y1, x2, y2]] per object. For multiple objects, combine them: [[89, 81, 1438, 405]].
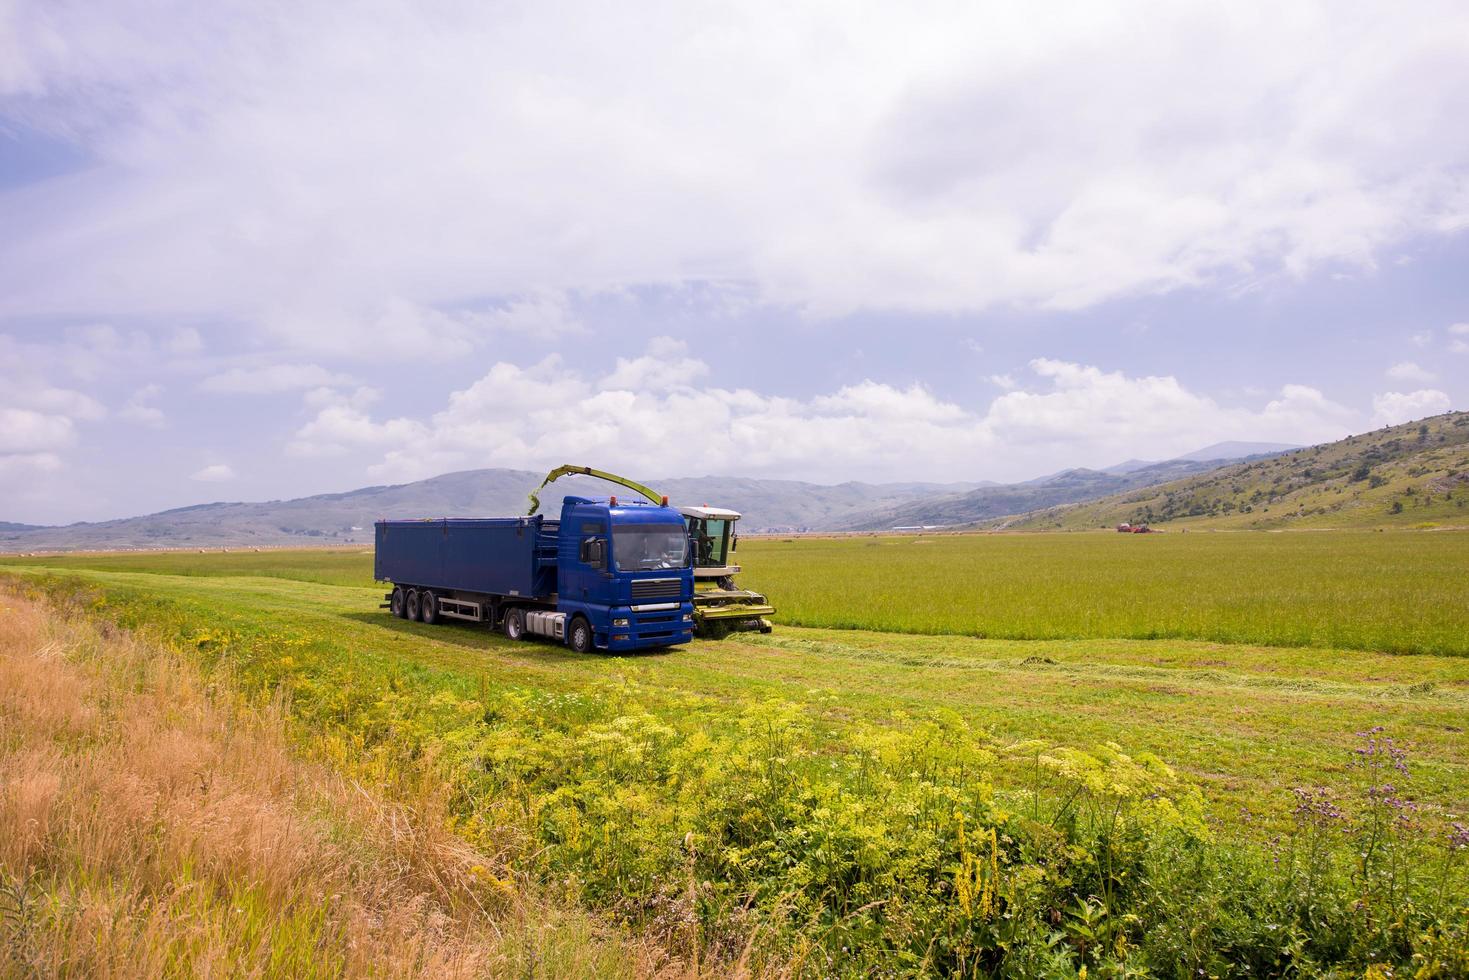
[[1009, 410, 1469, 530]]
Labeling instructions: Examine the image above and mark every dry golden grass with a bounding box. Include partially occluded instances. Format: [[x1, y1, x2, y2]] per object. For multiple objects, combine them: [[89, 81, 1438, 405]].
[[0, 588, 717, 979]]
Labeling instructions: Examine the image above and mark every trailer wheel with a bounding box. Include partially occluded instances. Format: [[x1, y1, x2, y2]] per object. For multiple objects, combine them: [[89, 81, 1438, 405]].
[[568, 616, 594, 654], [503, 607, 525, 641], [405, 589, 421, 621], [420, 591, 439, 625], [390, 587, 406, 618]]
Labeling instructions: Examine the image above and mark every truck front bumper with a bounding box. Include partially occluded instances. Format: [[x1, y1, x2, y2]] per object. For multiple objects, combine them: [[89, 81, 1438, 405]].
[[604, 603, 695, 650], [605, 628, 694, 651]]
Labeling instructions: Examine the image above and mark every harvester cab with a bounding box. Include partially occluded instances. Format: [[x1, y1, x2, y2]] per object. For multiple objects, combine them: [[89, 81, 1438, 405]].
[[684, 505, 737, 575], [680, 505, 775, 638]]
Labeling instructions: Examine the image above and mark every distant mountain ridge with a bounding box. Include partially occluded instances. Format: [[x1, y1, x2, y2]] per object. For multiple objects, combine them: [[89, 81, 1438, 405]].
[[831, 452, 1290, 531], [1174, 441, 1299, 462], [0, 439, 1306, 552], [0, 469, 987, 551], [0, 522, 45, 533], [1006, 412, 1469, 531]]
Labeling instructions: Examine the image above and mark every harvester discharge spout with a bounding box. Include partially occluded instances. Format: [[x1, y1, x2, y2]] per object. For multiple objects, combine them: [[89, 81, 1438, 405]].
[[527, 465, 664, 516]]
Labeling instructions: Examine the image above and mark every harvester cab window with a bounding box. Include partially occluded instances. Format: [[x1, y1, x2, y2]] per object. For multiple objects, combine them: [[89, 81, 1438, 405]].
[[612, 524, 689, 571], [687, 516, 730, 568]]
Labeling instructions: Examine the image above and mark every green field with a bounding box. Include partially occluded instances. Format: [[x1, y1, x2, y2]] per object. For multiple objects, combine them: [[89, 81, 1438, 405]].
[[4, 532, 1468, 975], [743, 530, 1469, 656], [14, 528, 1469, 655]]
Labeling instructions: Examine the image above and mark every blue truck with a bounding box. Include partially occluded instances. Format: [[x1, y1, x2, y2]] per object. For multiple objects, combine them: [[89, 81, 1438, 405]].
[[375, 493, 694, 653]]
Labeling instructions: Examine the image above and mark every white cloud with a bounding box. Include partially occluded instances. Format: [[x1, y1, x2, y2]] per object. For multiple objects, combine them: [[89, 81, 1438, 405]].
[[599, 337, 709, 392], [0, 345, 108, 422], [0, 452, 63, 478], [167, 326, 204, 354], [814, 380, 968, 423], [1449, 323, 1469, 335], [0, 324, 214, 390], [287, 342, 1364, 484], [1411, 331, 1433, 348], [1371, 389, 1452, 427], [478, 293, 583, 339], [189, 463, 236, 482], [0, 408, 76, 454], [200, 363, 356, 394], [12, 386, 105, 421], [303, 385, 380, 411], [1253, 384, 1361, 441], [984, 365, 1355, 461], [1386, 361, 1436, 383], [987, 373, 1018, 390], [1452, 340, 1469, 355], [254, 297, 580, 362], [287, 385, 429, 459], [2, 1, 1467, 334], [118, 384, 166, 426], [0, 355, 112, 494]]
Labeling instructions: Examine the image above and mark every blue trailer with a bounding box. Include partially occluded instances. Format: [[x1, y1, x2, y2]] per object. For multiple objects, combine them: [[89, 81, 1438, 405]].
[[375, 494, 694, 653]]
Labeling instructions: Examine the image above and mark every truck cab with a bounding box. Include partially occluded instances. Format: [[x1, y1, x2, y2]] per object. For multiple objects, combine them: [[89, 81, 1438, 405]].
[[555, 495, 695, 651]]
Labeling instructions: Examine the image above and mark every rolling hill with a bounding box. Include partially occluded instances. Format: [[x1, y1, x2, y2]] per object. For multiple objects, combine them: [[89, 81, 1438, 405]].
[[0, 470, 986, 552], [0, 438, 1333, 553], [834, 453, 1289, 531], [1006, 411, 1469, 531]]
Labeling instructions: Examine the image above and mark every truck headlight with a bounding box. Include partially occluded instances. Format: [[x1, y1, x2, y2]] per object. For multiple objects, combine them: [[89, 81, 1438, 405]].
[[682, 613, 693, 622], [612, 618, 629, 627]]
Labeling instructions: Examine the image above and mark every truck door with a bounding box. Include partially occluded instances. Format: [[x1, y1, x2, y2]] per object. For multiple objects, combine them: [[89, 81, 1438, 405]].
[[564, 520, 609, 606]]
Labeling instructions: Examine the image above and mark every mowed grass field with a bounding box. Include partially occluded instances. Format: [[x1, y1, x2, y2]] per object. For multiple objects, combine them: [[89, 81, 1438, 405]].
[[15, 527, 1469, 655], [5, 530, 1468, 973], [4, 530, 1468, 820], [741, 530, 1469, 656]]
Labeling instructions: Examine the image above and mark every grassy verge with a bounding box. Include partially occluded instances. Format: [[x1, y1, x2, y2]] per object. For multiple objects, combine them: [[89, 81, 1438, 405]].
[[3, 567, 1466, 976], [0, 584, 692, 979]]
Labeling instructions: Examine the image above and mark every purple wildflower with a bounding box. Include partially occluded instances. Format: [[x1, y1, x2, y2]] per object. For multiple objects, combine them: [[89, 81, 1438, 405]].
[[1292, 787, 1346, 828], [1352, 728, 1410, 776]]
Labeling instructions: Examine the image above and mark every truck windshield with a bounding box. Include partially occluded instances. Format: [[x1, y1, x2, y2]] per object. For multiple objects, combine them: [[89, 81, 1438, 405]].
[[612, 524, 689, 571]]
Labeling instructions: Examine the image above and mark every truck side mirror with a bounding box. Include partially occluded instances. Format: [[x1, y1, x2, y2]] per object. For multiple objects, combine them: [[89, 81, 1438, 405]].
[[580, 538, 605, 568], [731, 532, 738, 553]]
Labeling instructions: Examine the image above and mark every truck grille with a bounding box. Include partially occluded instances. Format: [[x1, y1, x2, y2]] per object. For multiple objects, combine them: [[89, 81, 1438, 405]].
[[631, 578, 682, 600]]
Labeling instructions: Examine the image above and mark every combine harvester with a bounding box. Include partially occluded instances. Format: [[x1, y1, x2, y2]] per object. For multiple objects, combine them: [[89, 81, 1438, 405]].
[[374, 465, 773, 654]]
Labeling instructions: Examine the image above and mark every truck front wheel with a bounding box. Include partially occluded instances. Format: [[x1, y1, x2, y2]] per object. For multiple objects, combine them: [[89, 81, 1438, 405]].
[[568, 616, 594, 654], [503, 608, 525, 641]]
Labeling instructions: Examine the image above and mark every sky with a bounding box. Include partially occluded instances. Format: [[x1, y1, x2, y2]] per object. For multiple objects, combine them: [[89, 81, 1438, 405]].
[[2, 0, 1467, 525]]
